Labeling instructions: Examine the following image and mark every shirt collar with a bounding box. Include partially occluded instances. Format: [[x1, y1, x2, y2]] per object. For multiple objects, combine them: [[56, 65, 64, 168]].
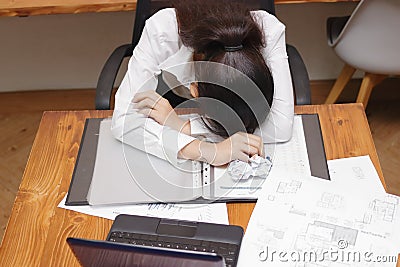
[[159, 45, 195, 88]]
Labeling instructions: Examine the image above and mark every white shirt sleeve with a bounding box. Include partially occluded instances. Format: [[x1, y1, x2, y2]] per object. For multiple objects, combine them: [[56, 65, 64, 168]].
[[252, 11, 294, 143], [111, 9, 196, 165]]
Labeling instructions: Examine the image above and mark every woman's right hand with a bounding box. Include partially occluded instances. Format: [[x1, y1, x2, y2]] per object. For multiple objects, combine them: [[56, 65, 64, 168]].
[[202, 132, 264, 166]]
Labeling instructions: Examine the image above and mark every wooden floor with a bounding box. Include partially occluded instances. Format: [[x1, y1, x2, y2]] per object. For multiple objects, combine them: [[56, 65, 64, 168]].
[[0, 79, 399, 242]]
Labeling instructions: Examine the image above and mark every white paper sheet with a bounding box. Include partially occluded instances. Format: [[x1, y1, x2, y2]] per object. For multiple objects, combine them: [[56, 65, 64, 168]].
[[265, 115, 311, 178], [238, 156, 400, 267], [211, 115, 312, 199], [328, 155, 386, 194], [58, 195, 229, 225]]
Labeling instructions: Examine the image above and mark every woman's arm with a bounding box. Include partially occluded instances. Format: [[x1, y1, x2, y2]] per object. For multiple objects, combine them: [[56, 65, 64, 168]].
[[179, 132, 264, 166], [253, 11, 295, 143], [111, 9, 196, 165], [133, 90, 265, 166], [132, 90, 191, 135]]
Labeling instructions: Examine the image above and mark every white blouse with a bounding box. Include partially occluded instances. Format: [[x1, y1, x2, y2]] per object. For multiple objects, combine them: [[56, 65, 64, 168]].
[[111, 8, 294, 164]]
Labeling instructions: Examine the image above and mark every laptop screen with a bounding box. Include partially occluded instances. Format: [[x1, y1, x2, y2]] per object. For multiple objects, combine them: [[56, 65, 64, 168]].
[[67, 238, 225, 267]]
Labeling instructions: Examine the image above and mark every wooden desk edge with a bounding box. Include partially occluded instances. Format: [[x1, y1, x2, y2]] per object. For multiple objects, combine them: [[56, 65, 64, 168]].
[[0, 3, 136, 17], [0, 0, 359, 17]]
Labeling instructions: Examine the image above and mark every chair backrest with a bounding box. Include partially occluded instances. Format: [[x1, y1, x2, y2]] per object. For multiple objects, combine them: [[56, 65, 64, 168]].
[[332, 0, 400, 75], [132, 0, 276, 48]]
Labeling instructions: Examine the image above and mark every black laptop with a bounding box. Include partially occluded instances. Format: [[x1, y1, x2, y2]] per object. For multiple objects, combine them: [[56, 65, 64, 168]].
[[67, 214, 244, 267]]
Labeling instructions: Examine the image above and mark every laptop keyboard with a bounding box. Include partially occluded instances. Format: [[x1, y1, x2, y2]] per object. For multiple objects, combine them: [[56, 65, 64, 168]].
[[108, 231, 239, 267]]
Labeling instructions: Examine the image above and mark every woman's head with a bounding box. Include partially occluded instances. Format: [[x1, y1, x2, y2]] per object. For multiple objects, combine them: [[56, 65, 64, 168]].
[[173, 0, 274, 137]]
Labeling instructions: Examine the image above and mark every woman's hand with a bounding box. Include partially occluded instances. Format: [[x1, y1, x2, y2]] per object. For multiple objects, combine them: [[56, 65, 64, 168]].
[[132, 91, 190, 134], [212, 132, 264, 166], [179, 132, 264, 166]]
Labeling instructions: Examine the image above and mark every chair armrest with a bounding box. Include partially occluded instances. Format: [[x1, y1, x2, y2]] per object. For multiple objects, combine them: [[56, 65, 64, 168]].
[[95, 44, 134, 110], [326, 16, 350, 47], [286, 44, 311, 105]]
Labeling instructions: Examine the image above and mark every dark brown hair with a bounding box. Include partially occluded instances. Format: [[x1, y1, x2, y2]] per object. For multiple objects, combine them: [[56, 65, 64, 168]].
[[173, 0, 274, 137]]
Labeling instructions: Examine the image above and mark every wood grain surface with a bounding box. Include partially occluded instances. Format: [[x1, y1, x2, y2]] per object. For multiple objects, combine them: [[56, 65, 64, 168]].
[[0, 110, 112, 266], [0, 0, 135, 17], [0, 104, 394, 266], [0, 0, 359, 17]]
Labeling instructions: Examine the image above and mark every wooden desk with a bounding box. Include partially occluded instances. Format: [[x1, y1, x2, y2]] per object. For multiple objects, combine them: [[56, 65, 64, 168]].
[[0, 103, 391, 266], [0, 0, 359, 17]]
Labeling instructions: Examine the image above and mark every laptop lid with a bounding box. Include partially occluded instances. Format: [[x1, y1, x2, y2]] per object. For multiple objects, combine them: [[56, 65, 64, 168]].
[[67, 238, 225, 267]]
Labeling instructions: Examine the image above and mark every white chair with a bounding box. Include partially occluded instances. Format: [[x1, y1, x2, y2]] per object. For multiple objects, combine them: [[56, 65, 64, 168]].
[[325, 0, 400, 108]]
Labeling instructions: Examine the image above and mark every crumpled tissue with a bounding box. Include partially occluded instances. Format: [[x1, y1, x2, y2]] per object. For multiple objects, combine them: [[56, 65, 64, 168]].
[[228, 155, 273, 181]]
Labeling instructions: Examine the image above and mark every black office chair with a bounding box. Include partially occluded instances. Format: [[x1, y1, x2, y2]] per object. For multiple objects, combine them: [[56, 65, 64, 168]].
[[95, 0, 311, 110]]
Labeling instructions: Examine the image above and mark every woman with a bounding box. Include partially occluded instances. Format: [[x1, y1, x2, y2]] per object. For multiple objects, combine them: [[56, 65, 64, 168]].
[[111, 0, 294, 166]]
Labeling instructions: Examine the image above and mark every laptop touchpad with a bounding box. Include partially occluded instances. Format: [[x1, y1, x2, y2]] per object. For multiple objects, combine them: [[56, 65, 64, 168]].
[[156, 223, 197, 237]]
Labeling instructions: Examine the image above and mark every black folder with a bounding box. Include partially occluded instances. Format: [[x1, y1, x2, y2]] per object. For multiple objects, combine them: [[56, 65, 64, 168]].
[[66, 114, 330, 206]]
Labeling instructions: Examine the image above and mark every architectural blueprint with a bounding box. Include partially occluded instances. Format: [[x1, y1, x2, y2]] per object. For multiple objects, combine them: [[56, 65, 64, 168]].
[[238, 156, 400, 267], [212, 115, 311, 198], [264, 115, 311, 179], [58, 195, 229, 224]]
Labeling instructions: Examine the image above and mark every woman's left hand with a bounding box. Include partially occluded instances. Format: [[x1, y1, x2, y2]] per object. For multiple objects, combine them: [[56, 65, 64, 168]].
[[133, 91, 189, 134]]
